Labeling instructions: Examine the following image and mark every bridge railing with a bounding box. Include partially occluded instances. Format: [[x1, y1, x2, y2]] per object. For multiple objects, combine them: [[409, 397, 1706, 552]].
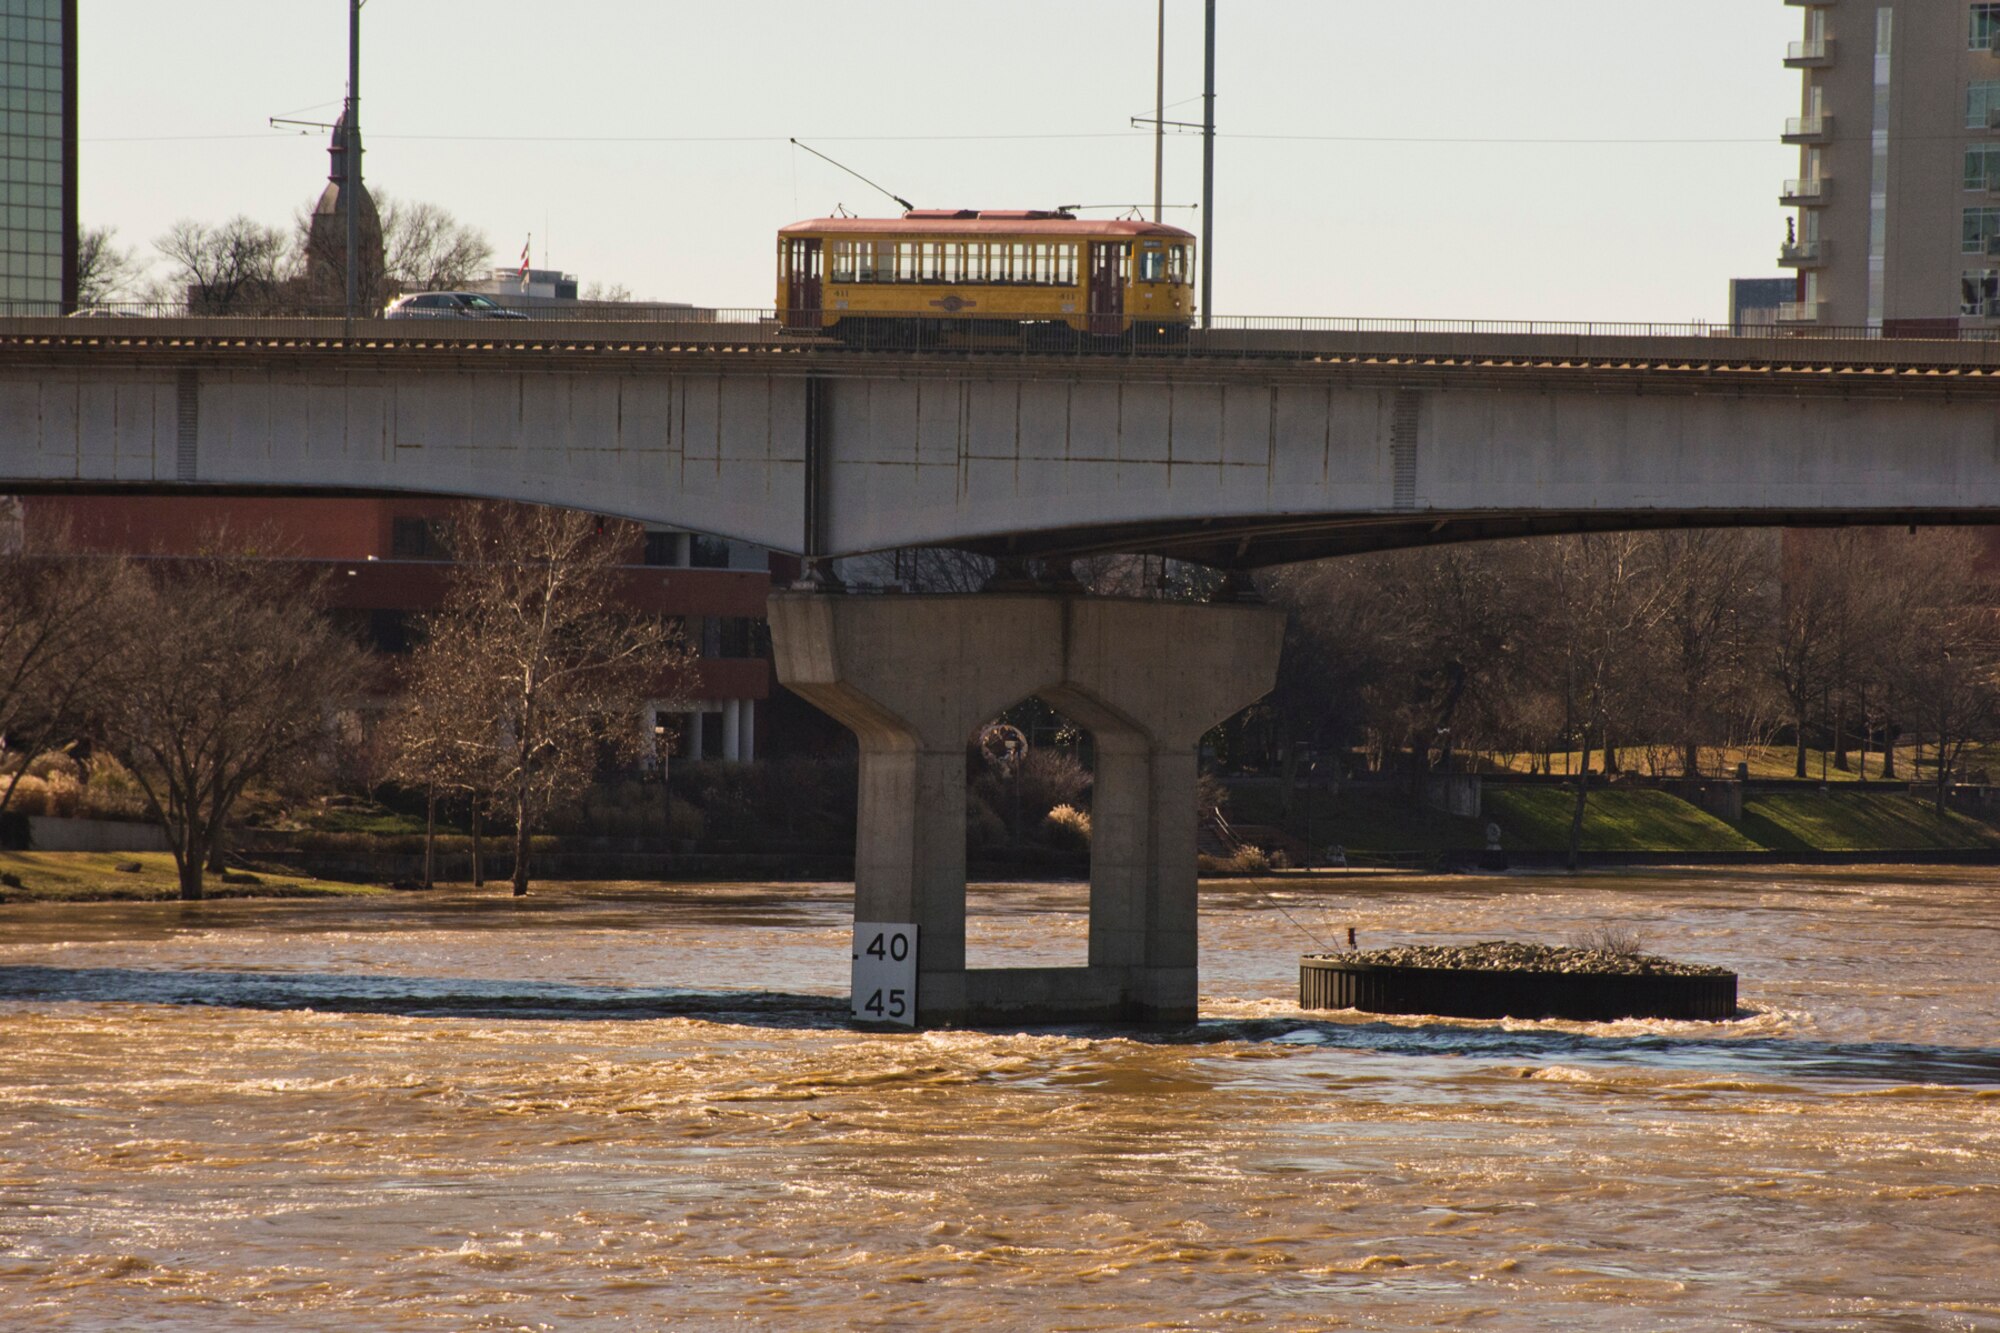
[[8, 302, 1997, 356]]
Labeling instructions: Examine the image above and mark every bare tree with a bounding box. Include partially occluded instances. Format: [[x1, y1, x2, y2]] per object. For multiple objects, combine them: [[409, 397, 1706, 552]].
[[155, 216, 293, 314], [581, 280, 634, 303], [0, 540, 135, 817], [379, 196, 492, 294], [1528, 534, 1665, 870], [1639, 530, 1775, 778], [1881, 531, 2000, 813], [424, 504, 696, 896], [379, 625, 500, 889], [841, 547, 995, 593], [1767, 537, 1842, 779], [75, 226, 140, 307], [93, 554, 369, 899]]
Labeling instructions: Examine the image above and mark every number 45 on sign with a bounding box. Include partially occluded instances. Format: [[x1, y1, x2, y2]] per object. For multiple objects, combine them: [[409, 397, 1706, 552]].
[[851, 923, 917, 1028]]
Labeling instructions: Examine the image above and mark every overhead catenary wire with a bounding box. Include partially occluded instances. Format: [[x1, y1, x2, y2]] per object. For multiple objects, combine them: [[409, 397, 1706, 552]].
[[86, 130, 1799, 146]]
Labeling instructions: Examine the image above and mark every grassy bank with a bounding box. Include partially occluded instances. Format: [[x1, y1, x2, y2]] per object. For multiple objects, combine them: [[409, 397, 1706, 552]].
[[0, 851, 380, 903], [1484, 788, 1762, 853], [1738, 792, 2000, 853], [1239, 782, 2000, 861]]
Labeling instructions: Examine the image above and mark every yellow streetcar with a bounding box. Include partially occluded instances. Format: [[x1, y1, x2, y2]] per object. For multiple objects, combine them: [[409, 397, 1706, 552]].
[[777, 208, 1196, 345]]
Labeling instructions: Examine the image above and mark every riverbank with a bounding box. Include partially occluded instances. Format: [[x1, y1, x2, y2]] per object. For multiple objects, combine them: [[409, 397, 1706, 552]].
[[1226, 782, 2000, 865], [0, 851, 376, 903]]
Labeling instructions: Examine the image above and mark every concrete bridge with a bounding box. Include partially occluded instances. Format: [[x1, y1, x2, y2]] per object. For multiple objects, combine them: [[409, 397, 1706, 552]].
[[6, 315, 2000, 1025]]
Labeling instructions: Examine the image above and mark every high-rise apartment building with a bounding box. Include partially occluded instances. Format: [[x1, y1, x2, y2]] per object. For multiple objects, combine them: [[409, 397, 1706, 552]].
[[0, 0, 75, 311], [1782, 2, 2000, 332]]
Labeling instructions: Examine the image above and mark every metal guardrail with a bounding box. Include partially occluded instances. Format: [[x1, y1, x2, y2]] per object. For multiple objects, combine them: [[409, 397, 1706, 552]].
[[9, 305, 2000, 360]]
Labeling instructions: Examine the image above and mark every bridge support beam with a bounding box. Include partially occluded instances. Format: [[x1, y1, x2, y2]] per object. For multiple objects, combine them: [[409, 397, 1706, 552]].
[[769, 592, 1283, 1027]]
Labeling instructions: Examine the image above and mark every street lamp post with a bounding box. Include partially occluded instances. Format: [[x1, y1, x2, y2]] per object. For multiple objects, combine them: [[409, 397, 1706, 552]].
[[1303, 755, 1318, 870], [345, 0, 362, 321], [1200, 0, 1215, 328]]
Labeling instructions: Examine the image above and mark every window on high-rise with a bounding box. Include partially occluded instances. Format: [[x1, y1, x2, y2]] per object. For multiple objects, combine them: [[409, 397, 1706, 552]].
[[1963, 208, 2000, 255], [1967, 147, 2000, 192], [1973, 4, 2000, 51], [1969, 81, 2000, 130], [1965, 271, 2000, 317]]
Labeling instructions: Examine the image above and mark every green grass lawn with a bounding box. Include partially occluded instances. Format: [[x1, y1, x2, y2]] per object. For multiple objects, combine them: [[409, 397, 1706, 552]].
[[0, 851, 379, 903], [1483, 787, 1762, 853], [1738, 792, 2000, 852], [1483, 745, 1947, 784]]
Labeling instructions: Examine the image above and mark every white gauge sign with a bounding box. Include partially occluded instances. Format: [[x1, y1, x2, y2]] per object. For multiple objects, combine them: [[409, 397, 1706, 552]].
[[851, 922, 918, 1028]]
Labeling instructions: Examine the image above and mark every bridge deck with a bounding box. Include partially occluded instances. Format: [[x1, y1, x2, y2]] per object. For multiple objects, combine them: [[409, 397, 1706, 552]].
[[9, 317, 2000, 397]]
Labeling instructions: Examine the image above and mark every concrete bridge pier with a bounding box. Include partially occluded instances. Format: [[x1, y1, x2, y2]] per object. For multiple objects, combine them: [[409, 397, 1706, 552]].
[[768, 592, 1283, 1027]]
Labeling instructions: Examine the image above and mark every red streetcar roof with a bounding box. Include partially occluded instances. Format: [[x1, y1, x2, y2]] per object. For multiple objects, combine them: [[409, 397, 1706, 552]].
[[781, 211, 1195, 240]]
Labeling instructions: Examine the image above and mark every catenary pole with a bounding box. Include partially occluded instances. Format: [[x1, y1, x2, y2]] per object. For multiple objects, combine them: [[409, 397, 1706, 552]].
[[345, 0, 361, 319], [1154, 0, 1165, 223], [1201, 0, 1215, 327]]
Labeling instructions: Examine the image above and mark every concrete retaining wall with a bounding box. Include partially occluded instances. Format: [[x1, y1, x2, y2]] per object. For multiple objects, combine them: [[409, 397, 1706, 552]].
[[27, 817, 168, 852]]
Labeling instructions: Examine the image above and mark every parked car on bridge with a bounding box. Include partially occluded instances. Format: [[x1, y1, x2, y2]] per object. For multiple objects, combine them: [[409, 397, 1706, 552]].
[[384, 292, 530, 321]]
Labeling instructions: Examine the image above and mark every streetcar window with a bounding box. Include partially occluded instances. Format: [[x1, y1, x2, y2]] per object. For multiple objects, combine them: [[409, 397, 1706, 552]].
[[965, 244, 987, 283], [1169, 245, 1190, 284], [829, 241, 854, 283], [897, 241, 919, 282], [1138, 246, 1166, 283], [921, 242, 943, 282], [1011, 243, 1030, 284], [855, 242, 879, 282], [1057, 244, 1078, 286]]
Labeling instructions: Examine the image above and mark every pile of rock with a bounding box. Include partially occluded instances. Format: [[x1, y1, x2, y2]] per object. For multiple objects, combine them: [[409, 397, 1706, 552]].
[[1315, 940, 1730, 978]]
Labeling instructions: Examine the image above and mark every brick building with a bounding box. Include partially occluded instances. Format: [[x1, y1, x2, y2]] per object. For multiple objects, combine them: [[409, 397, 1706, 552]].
[[21, 495, 780, 765]]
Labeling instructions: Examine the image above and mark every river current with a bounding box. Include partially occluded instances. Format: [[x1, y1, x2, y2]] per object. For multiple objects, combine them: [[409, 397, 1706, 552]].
[[1, 869, 1996, 1330]]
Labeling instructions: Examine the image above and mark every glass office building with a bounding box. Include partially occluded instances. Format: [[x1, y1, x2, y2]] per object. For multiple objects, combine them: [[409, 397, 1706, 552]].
[[1, 0, 76, 310]]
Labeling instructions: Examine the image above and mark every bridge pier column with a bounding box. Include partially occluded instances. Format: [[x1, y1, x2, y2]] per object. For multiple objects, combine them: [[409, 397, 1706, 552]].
[[1045, 599, 1286, 1022], [768, 592, 1282, 1027]]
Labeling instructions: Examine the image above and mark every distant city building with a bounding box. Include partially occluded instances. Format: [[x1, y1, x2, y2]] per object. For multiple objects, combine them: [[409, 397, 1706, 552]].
[[467, 267, 712, 319], [1729, 277, 1794, 332], [1782, 2, 2000, 333], [0, 0, 77, 311]]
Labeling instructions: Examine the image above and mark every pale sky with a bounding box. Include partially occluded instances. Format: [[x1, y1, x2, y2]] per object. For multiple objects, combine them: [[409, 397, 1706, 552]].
[[80, 1, 1801, 321]]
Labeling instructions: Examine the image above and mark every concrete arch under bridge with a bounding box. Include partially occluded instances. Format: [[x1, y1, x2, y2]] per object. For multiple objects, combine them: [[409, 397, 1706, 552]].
[[9, 319, 2000, 1023]]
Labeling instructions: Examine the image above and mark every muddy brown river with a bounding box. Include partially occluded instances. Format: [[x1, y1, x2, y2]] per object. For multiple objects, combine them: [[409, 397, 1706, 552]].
[[1, 870, 1997, 1330]]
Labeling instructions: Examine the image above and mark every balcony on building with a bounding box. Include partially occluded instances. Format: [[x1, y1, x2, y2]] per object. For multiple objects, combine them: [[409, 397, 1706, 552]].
[[1781, 177, 1828, 207], [1783, 116, 1833, 145], [1776, 301, 1821, 324], [1780, 239, 1827, 268], [1784, 39, 1834, 69]]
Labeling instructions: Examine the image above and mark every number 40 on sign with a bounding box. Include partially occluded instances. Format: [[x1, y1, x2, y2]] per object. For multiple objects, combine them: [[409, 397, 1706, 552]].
[[851, 923, 917, 1027]]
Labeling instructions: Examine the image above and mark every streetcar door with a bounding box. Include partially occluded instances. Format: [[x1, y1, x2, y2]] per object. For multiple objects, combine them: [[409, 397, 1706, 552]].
[[1088, 242, 1126, 335], [785, 237, 823, 330]]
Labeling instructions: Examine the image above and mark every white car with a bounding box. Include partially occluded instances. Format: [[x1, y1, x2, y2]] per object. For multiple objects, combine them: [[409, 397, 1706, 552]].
[[384, 292, 530, 320]]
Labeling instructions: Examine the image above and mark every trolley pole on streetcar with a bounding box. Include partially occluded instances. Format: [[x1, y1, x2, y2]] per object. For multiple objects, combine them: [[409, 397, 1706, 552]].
[[1201, 0, 1215, 328]]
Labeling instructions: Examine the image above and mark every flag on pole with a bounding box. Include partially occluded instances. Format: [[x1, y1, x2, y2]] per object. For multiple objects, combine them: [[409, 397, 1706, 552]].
[[518, 235, 532, 287]]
